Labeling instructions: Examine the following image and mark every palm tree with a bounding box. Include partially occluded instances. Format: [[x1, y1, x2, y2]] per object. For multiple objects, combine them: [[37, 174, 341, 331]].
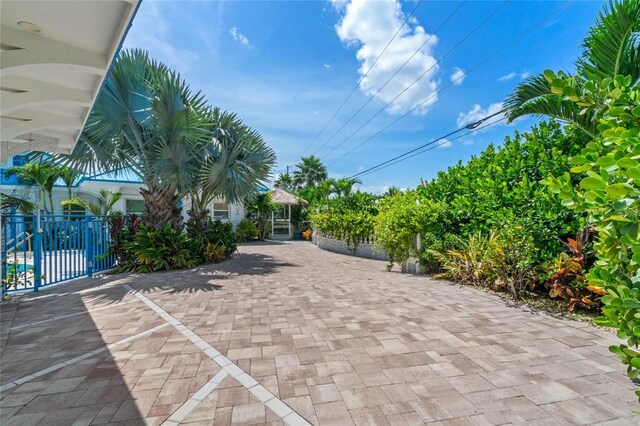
[[332, 178, 361, 199], [274, 173, 294, 191], [244, 193, 275, 240], [186, 108, 276, 235], [58, 167, 82, 215], [293, 155, 328, 188], [504, 0, 640, 137], [5, 163, 60, 213], [1, 193, 35, 214], [57, 49, 211, 229], [62, 190, 122, 216]]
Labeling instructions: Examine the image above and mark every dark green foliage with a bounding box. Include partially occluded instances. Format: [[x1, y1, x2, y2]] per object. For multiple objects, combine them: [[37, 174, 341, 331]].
[[236, 218, 258, 243], [123, 225, 198, 273], [200, 219, 237, 258], [416, 120, 588, 269]]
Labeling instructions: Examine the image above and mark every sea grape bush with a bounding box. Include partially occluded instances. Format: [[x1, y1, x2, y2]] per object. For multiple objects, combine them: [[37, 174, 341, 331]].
[[415, 120, 587, 270], [541, 72, 640, 390]]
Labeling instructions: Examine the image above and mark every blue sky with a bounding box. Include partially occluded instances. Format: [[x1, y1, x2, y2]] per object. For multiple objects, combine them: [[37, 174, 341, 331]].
[[123, 0, 603, 193]]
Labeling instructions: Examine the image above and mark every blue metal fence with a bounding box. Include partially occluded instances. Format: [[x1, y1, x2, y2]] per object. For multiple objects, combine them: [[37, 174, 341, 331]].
[[1, 214, 116, 293]]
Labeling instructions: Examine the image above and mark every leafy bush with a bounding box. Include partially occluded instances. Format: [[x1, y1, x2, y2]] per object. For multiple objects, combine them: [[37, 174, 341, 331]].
[[236, 219, 258, 243], [418, 120, 587, 269], [429, 232, 496, 287], [109, 213, 141, 268], [310, 210, 374, 250], [545, 228, 601, 311], [430, 225, 542, 299], [124, 224, 198, 272], [374, 191, 451, 270], [201, 219, 237, 258], [541, 72, 640, 387]]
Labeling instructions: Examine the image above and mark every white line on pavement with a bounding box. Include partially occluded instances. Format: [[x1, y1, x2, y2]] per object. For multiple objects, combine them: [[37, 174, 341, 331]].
[[10, 300, 139, 331], [123, 284, 311, 426], [0, 323, 170, 393]]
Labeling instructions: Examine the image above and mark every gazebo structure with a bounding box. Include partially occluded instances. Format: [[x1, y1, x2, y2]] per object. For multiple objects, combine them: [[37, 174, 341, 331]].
[[269, 189, 307, 240]]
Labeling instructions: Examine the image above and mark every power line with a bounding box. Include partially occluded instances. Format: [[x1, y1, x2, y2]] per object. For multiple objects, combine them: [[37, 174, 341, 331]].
[[300, 0, 424, 157], [312, 0, 467, 158], [349, 110, 505, 179], [327, 0, 573, 168], [318, 0, 508, 161], [350, 117, 506, 179]]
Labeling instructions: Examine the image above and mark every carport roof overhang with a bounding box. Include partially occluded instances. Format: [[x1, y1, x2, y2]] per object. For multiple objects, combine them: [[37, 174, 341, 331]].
[[0, 0, 140, 163]]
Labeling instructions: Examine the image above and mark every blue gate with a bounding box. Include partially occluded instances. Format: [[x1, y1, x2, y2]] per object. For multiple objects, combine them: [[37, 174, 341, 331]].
[[1, 214, 116, 293]]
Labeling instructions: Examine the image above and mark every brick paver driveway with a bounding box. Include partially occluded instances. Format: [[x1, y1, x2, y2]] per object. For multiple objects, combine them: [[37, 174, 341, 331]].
[[1, 241, 638, 425]]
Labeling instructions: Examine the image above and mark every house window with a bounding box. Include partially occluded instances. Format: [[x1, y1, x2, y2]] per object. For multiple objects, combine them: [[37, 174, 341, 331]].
[[125, 199, 144, 215], [212, 201, 229, 220]]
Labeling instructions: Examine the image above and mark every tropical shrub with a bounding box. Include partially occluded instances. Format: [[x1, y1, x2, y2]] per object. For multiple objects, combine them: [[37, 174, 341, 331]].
[[236, 218, 258, 243], [310, 210, 374, 250], [545, 228, 601, 311], [123, 224, 198, 272], [541, 72, 640, 389], [109, 213, 141, 267], [429, 232, 497, 287], [429, 225, 541, 299], [417, 120, 587, 270], [200, 219, 237, 258], [374, 191, 451, 270]]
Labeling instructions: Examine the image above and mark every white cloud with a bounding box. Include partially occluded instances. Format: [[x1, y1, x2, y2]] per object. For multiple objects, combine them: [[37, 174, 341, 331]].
[[457, 102, 505, 128], [450, 67, 465, 86], [462, 139, 475, 146], [498, 71, 517, 82], [324, 63, 332, 69], [230, 26, 251, 47], [333, 0, 440, 115], [437, 138, 452, 148], [520, 70, 530, 79]]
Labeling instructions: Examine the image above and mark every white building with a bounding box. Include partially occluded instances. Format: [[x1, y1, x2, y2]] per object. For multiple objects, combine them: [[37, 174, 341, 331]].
[[1, 156, 248, 227]]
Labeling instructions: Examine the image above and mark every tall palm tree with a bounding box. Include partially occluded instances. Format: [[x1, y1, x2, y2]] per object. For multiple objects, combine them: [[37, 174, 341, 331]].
[[5, 163, 60, 213], [332, 178, 361, 199], [504, 0, 640, 137], [62, 190, 122, 216], [274, 173, 294, 191], [57, 49, 211, 229], [293, 155, 328, 188], [186, 108, 276, 235], [58, 167, 82, 215]]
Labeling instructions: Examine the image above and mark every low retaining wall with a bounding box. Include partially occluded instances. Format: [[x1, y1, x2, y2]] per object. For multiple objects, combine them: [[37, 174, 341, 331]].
[[312, 232, 389, 261]]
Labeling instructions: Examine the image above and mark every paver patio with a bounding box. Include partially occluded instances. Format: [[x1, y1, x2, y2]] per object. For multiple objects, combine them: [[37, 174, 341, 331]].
[[1, 241, 638, 425]]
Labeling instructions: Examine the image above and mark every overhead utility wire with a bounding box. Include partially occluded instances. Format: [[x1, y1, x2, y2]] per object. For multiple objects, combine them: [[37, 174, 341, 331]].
[[319, 0, 508, 161], [312, 0, 467, 157], [351, 117, 507, 179], [328, 0, 573, 168], [348, 110, 505, 179], [300, 0, 424, 156]]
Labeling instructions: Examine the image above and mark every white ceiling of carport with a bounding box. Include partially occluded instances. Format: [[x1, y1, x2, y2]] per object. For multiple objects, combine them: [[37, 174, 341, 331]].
[[0, 0, 140, 163]]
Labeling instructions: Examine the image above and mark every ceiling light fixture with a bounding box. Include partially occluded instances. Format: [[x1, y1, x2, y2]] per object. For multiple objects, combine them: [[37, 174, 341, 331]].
[[17, 21, 42, 34]]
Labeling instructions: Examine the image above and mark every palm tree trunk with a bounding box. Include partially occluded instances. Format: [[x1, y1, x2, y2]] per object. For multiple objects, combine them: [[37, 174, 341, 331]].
[[67, 188, 72, 215], [139, 184, 183, 230], [186, 208, 209, 237], [47, 192, 55, 215], [40, 190, 47, 214]]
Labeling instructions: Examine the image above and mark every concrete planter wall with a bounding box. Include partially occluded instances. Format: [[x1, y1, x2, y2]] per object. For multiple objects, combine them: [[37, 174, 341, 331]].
[[312, 232, 389, 261]]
